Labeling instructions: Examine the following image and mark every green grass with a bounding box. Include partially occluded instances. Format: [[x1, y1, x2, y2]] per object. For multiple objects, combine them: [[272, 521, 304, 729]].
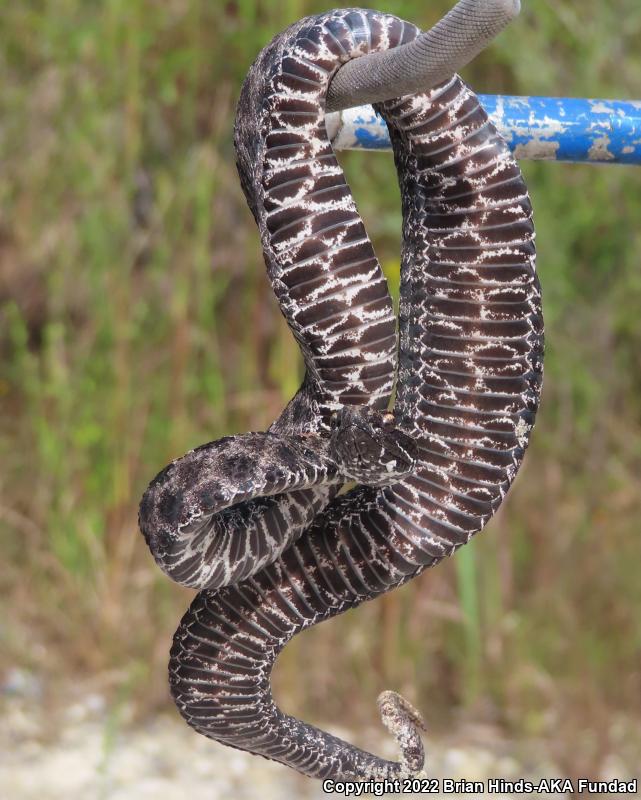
[[1, 0, 641, 771]]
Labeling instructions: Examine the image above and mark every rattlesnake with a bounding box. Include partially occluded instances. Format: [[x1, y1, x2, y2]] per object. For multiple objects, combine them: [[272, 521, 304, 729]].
[[139, 5, 542, 781]]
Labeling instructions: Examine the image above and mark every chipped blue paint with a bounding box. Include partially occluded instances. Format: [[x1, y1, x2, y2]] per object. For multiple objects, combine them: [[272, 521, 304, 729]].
[[352, 125, 389, 148], [327, 96, 641, 165]]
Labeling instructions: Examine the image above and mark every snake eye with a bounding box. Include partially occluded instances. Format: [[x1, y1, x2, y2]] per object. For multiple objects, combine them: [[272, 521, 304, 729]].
[[382, 412, 395, 428]]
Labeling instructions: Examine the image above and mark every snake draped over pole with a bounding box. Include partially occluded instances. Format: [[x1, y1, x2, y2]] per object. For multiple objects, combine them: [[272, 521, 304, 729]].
[[139, 0, 543, 781]]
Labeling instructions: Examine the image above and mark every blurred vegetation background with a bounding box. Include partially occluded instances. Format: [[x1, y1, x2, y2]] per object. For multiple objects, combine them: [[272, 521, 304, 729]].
[[1, 0, 640, 777]]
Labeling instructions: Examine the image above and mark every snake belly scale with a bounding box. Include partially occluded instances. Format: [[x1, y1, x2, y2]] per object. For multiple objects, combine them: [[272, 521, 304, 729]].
[[139, 7, 543, 782]]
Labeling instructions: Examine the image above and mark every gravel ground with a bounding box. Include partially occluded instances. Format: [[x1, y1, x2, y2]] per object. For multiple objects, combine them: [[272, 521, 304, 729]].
[[1, 676, 638, 800]]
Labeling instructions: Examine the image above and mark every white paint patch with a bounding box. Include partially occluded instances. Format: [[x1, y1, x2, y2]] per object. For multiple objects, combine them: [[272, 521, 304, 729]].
[[513, 139, 560, 160], [589, 100, 613, 115], [588, 134, 615, 161]]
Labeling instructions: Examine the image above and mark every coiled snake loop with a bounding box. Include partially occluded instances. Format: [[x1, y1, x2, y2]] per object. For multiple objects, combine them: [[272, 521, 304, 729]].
[[139, 5, 542, 781]]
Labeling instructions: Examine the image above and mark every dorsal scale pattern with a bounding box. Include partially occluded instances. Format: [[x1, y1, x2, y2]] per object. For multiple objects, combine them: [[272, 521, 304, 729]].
[[140, 7, 544, 783], [250, 11, 415, 410]]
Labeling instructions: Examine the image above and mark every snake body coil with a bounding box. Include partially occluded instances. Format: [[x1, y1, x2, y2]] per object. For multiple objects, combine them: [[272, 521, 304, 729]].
[[139, 7, 543, 781]]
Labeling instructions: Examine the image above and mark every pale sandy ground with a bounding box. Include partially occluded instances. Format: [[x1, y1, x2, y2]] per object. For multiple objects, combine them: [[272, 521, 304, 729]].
[[1, 679, 638, 800]]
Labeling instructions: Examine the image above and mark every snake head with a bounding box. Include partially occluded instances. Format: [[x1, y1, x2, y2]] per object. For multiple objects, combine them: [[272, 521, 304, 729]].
[[329, 407, 417, 486]]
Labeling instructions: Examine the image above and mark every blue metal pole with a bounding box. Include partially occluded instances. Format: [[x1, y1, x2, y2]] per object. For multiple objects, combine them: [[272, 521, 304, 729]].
[[327, 96, 641, 165]]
